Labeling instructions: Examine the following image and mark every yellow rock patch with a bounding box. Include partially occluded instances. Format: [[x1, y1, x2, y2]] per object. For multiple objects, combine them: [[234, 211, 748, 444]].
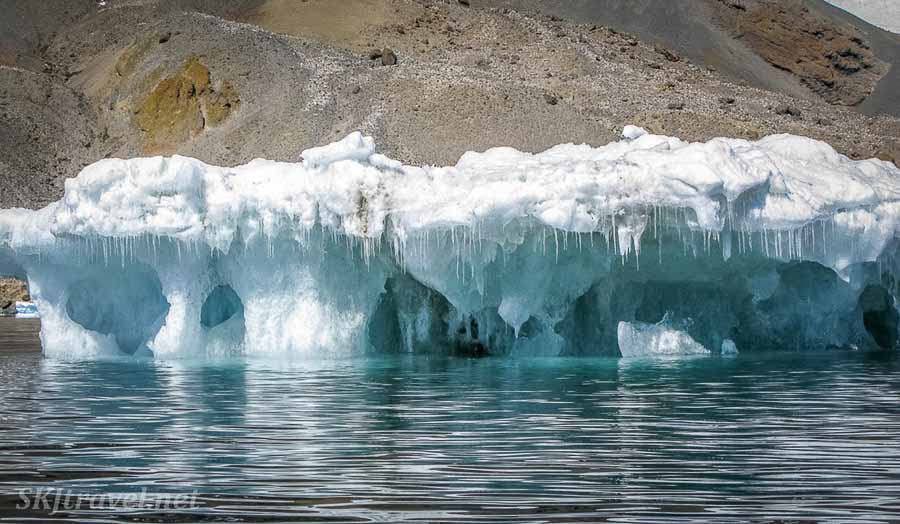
[[134, 57, 239, 155]]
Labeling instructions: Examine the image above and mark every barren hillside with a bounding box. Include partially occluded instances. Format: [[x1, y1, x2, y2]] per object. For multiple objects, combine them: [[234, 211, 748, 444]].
[[0, 0, 898, 212]]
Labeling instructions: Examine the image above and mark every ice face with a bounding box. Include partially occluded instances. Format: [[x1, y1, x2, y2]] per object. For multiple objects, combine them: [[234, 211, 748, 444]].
[[2, 129, 900, 359]]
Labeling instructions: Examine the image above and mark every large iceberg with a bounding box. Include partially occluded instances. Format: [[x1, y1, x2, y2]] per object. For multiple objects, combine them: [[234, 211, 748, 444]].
[[2, 128, 900, 359]]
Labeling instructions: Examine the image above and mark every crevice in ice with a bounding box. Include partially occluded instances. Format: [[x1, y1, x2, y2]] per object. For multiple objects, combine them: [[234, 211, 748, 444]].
[[366, 280, 405, 354], [385, 275, 453, 354], [451, 316, 489, 357], [448, 308, 522, 357], [858, 285, 898, 350]]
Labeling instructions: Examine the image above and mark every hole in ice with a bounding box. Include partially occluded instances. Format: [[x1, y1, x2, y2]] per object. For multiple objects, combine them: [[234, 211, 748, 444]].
[[754, 261, 858, 351], [201, 285, 245, 329], [65, 266, 170, 355], [554, 251, 900, 355], [634, 281, 739, 353], [452, 317, 489, 357], [200, 284, 246, 356], [367, 276, 452, 354], [367, 282, 403, 354], [450, 309, 520, 357], [858, 285, 899, 350]]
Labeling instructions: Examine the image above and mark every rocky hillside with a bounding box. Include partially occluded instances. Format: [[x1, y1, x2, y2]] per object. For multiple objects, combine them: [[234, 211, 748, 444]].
[[479, 0, 900, 116], [710, 0, 889, 107], [0, 0, 899, 212]]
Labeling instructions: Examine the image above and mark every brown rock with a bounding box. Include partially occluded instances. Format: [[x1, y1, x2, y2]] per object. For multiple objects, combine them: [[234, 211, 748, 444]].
[[381, 48, 397, 66], [774, 104, 802, 118], [654, 45, 680, 62]]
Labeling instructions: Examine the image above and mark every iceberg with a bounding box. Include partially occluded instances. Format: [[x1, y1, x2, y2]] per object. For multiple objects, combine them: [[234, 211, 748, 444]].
[[1, 128, 900, 359]]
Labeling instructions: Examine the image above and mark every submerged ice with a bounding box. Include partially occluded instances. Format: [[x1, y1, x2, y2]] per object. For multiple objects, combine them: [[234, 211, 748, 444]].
[[2, 128, 900, 358]]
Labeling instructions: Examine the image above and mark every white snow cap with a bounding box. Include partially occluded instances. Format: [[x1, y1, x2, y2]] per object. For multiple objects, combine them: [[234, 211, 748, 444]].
[[3, 127, 898, 256]]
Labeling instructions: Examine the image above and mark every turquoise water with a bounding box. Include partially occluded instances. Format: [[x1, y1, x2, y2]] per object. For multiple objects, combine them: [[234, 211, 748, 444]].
[[1, 350, 900, 522]]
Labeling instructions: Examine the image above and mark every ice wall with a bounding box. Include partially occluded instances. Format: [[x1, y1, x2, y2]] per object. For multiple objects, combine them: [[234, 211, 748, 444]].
[[2, 128, 900, 358]]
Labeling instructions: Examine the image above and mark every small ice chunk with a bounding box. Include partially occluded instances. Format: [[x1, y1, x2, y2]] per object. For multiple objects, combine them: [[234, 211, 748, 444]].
[[15, 301, 39, 319], [301, 132, 376, 168], [622, 125, 649, 140], [721, 339, 739, 356], [617, 320, 711, 357]]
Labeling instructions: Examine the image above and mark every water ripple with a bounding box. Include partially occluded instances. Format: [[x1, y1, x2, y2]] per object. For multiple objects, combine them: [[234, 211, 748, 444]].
[[0, 351, 899, 522]]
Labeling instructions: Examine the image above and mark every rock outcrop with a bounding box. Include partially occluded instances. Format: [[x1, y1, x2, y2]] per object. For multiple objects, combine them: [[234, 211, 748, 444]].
[[712, 0, 888, 106]]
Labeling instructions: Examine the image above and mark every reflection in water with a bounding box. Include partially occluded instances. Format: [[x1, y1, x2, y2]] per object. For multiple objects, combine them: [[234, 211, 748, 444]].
[[1, 352, 900, 522]]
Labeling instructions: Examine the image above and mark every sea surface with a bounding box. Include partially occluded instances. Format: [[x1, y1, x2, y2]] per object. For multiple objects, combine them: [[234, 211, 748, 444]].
[[2, 320, 900, 522]]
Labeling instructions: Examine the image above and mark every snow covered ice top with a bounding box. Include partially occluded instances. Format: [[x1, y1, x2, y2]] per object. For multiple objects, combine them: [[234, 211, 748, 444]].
[[4, 128, 899, 253], [2, 128, 900, 359]]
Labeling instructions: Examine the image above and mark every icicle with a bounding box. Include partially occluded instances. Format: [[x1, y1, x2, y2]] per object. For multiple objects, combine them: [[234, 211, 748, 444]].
[[553, 228, 559, 262], [722, 230, 732, 261]]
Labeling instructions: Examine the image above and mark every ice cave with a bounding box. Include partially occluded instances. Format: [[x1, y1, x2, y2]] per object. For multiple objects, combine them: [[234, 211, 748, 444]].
[[2, 127, 900, 359]]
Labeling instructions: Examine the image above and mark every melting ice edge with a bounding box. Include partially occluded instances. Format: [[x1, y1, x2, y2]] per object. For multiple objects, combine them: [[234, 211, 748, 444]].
[[2, 127, 900, 358]]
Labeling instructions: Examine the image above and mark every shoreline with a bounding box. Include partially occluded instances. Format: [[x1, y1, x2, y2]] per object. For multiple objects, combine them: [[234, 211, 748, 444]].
[[0, 318, 41, 353]]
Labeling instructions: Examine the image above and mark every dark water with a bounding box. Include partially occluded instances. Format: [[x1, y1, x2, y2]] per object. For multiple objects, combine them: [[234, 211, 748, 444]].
[[2, 333, 900, 522]]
